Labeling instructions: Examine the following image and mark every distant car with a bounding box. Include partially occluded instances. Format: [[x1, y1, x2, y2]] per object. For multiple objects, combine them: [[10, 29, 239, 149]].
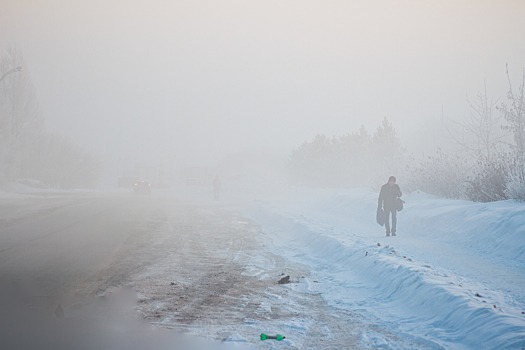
[[133, 180, 152, 195]]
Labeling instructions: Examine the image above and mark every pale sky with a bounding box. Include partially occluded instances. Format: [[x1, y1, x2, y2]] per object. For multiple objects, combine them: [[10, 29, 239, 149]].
[[1, 0, 524, 166]]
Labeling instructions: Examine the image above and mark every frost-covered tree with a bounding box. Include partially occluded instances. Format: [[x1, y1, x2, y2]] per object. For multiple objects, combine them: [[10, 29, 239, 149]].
[[500, 66, 525, 200], [0, 46, 101, 188], [288, 134, 336, 186], [0, 46, 42, 143], [500, 67, 525, 174], [337, 126, 372, 186], [454, 82, 507, 161], [446, 82, 510, 202], [288, 119, 404, 188], [0, 47, 43, 181], [370, 117, 404, 185]]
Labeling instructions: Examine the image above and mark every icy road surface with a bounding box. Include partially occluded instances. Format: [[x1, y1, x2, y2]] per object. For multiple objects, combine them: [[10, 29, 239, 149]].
[[0, 193, 248, 349]]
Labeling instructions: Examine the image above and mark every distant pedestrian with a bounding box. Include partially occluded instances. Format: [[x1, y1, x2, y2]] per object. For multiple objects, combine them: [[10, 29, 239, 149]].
[[213, 175, 222, 200], [378, 176, 402, 236]]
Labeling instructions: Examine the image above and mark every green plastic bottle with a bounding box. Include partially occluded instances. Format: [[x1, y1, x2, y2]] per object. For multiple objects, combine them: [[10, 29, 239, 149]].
[[260, 333, 286, 341]]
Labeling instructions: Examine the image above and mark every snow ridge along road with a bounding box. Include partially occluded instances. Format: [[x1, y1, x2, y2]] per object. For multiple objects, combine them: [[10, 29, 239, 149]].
[[240, 187, 525, 349]]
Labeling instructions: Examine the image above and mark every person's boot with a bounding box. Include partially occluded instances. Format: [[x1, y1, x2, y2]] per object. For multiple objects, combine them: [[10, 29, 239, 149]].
[[386, 231, 390, 237], [392, 232, 396, 236]]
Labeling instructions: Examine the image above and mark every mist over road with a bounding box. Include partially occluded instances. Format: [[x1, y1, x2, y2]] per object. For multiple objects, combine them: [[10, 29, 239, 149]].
[[0, 194, 157, 307], [0, 192, 367, 349], [0, 191, 448, 349], [0, 193, 253, 349]]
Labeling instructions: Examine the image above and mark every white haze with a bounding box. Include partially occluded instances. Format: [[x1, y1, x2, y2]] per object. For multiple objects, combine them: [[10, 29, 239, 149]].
[[1, 0, 524, 168]]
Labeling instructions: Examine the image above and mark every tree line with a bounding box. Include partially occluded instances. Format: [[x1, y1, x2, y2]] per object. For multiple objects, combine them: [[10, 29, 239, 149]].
[[0, 47, 100, 189], [288, 67, 525, 202], [288, 117, 403, 188]]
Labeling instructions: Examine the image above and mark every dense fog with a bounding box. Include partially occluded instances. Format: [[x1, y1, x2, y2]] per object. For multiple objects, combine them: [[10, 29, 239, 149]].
[[2, 3, 525, 348], [1, 0, 524, 194]]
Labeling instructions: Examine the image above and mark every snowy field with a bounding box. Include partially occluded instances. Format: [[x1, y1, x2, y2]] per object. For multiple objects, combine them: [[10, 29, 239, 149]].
[[233, 187, 525, 349]]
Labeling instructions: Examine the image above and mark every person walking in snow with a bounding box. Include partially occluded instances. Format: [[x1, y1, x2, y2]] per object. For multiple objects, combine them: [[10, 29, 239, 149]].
[[378, 176, 402, 236]]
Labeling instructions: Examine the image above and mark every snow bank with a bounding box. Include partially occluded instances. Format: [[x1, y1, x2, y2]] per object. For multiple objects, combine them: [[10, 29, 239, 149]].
[[241, 188, 525, 349]]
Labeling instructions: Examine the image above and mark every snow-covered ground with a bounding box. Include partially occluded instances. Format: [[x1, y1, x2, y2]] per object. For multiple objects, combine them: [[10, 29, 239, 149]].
[[2, 180, 524, 348], [237, 187, 525, 349]]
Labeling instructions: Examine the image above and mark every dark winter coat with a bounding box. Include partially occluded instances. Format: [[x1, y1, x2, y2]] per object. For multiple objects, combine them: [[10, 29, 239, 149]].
[[378, 183, 402, 209]]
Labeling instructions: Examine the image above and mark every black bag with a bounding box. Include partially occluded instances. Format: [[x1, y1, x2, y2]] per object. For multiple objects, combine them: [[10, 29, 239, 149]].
[[396, 198, 405, 211], [376, 207, 385, 226]]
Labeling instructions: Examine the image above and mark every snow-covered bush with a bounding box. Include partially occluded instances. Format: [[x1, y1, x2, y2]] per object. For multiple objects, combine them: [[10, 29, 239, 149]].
[[505, 177, 525, 201], [504, 160, 525, 201], [404, 148, 468, 199], [465, 155, 508, 202]]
